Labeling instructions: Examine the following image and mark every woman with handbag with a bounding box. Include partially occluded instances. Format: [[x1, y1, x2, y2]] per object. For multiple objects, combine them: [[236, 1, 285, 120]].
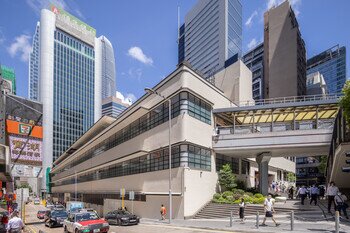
[[335, 192, 349, 219]]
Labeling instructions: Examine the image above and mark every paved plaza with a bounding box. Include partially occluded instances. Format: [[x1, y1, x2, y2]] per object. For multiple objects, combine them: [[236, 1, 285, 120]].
[[23, 202, 350, 233]]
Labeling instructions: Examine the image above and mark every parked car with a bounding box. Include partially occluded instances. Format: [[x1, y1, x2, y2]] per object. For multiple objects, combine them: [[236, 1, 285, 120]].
[[37, 210, 46, 219], [63, 211, 109, 233], [105, 210, 139, 226], [44, 209, 68, 228], [34, 198, 40, 205]]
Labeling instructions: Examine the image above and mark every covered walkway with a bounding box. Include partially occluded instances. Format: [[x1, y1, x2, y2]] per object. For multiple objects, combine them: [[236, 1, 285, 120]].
[[212, 94, 340, 195]]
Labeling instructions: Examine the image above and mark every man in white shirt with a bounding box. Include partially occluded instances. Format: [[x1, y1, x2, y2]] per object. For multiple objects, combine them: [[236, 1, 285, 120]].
[[297, 186, 307, 205], [326, 181, 339, 213], [261, 195, 280, 227], [7, 210, 24, 233], [310, 184, 319, 205]]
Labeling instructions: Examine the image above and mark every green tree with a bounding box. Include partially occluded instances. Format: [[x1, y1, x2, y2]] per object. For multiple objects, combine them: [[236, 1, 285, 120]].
[[17, 183, 33, 193], [340, 80, 350, 124], [218, 164, 237, 191], [286, 172, 296, 182], [318, 155, 328, 174]]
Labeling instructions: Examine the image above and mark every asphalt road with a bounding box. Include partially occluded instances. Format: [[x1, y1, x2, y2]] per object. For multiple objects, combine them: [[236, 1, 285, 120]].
[[23, 203, 232, 233]]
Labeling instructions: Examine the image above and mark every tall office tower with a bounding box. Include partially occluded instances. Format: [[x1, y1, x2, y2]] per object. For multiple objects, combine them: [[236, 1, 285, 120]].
[[178, 0, 242, 79], [263, 1, 306, 98], [29, 23, 40, 101], [102, 95, 130, 118], [307, 45, 346, 94], [242, 43, 264, 100], [33, 5, 102, 190], [0, 65, 16, 95], [306, 72, 328, 96], [98, 36, 116, 99]]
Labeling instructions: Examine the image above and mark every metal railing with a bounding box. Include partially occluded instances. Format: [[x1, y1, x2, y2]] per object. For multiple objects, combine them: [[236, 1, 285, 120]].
[[238, 94, 342, 107], [216, 119, 334, 135]]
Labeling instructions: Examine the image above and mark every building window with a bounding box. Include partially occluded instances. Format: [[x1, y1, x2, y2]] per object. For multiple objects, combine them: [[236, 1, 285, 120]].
[[216, 154, 239, 174], [52, 143, 211, 187], [241, 160, 250, 175], [52, 91, 212, 175]]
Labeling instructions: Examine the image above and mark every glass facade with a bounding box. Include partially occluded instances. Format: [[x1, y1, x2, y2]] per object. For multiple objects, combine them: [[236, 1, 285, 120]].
[[29, 23, 40, 101], [227, 0, 242, 58], [52, 91, 212, 175], [101, 101, 128, 118], [179, 0, 242, 79], [100, 36, 116, 99], [52, 143, 211, 187], [52, 29, 95, 161], [242, 43, 264, 100], [216, 154, 239, 174], [307, 45, 346, 94]]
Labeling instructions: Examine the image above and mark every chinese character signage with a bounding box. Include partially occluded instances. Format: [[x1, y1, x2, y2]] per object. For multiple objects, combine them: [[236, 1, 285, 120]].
[[8, 136, 42, 166]]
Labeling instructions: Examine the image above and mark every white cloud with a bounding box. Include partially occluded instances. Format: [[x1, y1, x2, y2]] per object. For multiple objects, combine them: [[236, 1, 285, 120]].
[[266, 0, 302, 17], [127, 47, 153, 65], [245, 10, 258, 28], [247, 38, 258, 51], [75, 9, 85, 19], [26, 0, 68, 15], [128, 68, 143, 80], [116, 91, 136, 105], [0, 29, 5, 45], [7, 34, 32, 62]]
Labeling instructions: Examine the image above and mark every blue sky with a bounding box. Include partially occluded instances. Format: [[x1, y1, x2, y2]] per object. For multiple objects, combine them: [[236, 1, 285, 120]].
[[0, 0, 349, 102]]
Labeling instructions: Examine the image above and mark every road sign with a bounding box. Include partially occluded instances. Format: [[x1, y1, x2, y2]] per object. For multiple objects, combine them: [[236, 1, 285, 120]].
[[129, 191, 134, 200]]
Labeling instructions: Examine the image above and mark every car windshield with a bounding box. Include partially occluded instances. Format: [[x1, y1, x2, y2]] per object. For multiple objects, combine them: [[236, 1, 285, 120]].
[[119, 210, 131, 215], [75, 213, 99, 222], [51, 211, 68, 218], [38, 211, 46, 214]]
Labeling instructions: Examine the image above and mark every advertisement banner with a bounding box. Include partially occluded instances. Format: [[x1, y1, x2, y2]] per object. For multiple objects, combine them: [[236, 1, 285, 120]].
[[6, 120, 43, 138], [8, 136, 42, 166], [11, 165, 42, 178]]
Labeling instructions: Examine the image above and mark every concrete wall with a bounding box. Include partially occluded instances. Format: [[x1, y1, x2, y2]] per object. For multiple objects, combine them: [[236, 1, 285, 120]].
[[214, 60, 253, 105]]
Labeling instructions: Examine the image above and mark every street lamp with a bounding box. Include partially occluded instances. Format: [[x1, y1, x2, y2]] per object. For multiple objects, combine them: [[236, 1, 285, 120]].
[[145, 88, 172, 223]]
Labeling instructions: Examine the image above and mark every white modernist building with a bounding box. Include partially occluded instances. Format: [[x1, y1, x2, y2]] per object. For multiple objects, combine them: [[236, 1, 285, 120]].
[[51, 62, 295, 219], [31, 5, 114, 192]]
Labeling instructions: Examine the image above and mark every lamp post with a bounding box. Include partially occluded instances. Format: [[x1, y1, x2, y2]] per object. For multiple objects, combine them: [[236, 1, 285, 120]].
[[145, 88, 172, 223]]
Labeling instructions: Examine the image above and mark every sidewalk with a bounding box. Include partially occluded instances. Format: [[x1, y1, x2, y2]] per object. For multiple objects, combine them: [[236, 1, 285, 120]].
[[141, 207, 350, 233]]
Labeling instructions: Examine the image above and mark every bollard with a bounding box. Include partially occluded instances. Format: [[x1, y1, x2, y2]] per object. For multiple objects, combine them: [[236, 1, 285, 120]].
[[335, 211, 340, 233], [230, 210, 233, 227], [291, 211, 294, 231], [256, 211, 259, 229]]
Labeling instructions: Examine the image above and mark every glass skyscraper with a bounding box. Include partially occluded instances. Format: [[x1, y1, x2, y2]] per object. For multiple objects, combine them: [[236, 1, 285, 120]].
[[29, 23, 40, 101], [178, 0, 242, 79], [307, 45, 346, 94], [98, 36, 116, 99], [30, 5, 103, 191]]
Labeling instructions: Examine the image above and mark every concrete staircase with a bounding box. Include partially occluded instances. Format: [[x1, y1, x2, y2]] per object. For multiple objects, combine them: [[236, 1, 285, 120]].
[[194, 202, 305, 219]]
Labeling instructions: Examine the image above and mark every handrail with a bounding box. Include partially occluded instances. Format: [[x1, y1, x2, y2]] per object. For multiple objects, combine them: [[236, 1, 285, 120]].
[[238, 94, 342, 107]]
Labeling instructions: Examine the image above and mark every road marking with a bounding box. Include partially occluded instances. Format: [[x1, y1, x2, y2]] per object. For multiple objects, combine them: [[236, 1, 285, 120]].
[[141, 223, 239, 232], [26, 225, 37, 233]]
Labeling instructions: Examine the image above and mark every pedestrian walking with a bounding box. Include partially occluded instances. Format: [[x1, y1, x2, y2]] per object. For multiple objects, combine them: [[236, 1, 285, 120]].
[[297, 186, 307, 205], [319, 186, 325, 200], [326, 181, 339, 213], [160, 204, 166, 220], [310, 184, 319, 205], [289, 186, 294, 199], [335, 192, 349, 219], [238, 198, 245, 223], [261, 195, 280, 227], [6, 210, 24, 233]]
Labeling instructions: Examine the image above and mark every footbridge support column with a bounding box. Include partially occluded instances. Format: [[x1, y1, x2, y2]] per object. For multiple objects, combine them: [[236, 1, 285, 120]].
[[256, 152, 271, 196]]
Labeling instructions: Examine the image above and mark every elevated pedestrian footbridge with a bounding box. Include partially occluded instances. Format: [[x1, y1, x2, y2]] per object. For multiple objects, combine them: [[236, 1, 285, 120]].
[[212, 94, 340, 194]]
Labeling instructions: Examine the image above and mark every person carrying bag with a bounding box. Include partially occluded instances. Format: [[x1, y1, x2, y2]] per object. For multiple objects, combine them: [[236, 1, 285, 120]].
[[335, 192, 349, 219]]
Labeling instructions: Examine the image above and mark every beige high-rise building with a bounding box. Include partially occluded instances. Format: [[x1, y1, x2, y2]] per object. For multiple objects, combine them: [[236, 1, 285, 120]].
[[263, 1, 306, 98]]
